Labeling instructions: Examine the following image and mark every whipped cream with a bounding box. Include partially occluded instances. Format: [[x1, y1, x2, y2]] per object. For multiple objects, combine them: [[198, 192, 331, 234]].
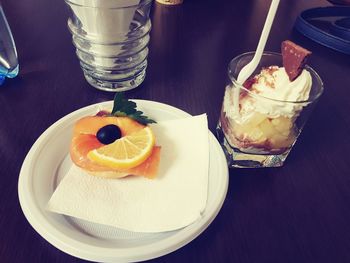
[[251, 66, 311, 102], [224, 66, 312, 120]]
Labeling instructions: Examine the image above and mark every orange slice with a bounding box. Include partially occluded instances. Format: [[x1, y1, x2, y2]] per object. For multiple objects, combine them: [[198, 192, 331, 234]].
[[87, 126, 156, 169]]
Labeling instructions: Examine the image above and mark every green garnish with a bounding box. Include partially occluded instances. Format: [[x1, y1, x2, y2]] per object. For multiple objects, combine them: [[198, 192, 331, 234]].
[[111, 93, 157, 125]]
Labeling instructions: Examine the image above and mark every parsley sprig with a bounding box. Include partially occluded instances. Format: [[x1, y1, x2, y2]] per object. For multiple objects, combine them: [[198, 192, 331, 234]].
[[111, 93, 156, 125]]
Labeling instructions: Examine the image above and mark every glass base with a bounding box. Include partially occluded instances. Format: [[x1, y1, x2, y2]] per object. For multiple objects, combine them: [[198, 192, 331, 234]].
[[83, 63, 147, 92], [216, 124, 291, 168], [0, 64, 19, 85]]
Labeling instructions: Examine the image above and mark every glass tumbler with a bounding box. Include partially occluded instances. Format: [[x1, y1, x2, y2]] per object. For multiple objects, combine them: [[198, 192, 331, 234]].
[[216, 52, 324, 168], [65, 0, 153, 92]]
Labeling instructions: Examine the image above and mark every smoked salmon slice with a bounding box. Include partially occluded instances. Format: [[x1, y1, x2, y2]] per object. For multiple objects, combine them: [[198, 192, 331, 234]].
[[70, 115, 161, 179], [73, 116, 145, 136]]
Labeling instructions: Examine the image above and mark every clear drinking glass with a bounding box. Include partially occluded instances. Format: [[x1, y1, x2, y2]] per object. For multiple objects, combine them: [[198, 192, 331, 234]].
[[216, 52, 324, 168], [0, 6, 19, 85], [64, 0, 153, 92]]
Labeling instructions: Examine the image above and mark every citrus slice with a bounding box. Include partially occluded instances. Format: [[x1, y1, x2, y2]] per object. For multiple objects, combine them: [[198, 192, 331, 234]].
[[87, 126, 155, 169]]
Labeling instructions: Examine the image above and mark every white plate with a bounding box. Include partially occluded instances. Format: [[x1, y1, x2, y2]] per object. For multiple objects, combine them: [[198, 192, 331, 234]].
[[18, 100, 229, 263]]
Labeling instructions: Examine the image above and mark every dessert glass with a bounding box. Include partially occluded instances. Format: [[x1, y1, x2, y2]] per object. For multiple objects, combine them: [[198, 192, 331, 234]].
[[216, 52, 323, 168]]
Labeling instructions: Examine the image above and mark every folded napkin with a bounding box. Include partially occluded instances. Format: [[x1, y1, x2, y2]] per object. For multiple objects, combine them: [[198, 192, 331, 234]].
[[47, 114, 209, 233]]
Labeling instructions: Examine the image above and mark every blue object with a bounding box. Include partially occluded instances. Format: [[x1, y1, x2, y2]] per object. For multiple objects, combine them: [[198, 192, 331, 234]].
[[332, 17, 350, 40], [294, 6, 350, 55], [0, 5, 18, 85]]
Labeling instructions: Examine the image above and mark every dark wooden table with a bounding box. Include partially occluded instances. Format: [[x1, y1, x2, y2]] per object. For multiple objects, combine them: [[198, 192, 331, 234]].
[[1, 0, 350, 262]]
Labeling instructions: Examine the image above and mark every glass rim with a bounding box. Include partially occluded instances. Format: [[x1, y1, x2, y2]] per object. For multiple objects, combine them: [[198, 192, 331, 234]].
[[65, 0, 153, 9], [228, 51, 324, 105]]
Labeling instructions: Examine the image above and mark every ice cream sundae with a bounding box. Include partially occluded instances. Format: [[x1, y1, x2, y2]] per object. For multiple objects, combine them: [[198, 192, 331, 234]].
[[218, 40, 318, 160]]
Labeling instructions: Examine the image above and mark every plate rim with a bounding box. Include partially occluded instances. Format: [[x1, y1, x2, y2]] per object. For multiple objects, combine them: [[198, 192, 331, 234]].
[[18, 99, 229, 262]]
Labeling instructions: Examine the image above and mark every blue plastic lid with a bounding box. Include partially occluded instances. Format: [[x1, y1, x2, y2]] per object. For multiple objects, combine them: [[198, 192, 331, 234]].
[[294, 6, 350, 55]]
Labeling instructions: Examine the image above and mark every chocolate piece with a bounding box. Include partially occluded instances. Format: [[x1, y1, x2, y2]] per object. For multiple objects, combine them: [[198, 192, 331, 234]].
[[281, 40, 311, 81]]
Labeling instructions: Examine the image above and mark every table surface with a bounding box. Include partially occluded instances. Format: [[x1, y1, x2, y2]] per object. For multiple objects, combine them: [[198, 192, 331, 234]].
[[1, 0, 350, 262]]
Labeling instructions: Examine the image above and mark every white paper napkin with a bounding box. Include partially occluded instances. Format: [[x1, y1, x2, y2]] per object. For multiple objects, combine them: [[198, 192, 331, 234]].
[[47, 114, 209, 233]]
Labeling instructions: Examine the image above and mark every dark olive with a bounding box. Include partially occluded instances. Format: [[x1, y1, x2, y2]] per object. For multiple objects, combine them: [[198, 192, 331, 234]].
[[96, 124, 122, 145]]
